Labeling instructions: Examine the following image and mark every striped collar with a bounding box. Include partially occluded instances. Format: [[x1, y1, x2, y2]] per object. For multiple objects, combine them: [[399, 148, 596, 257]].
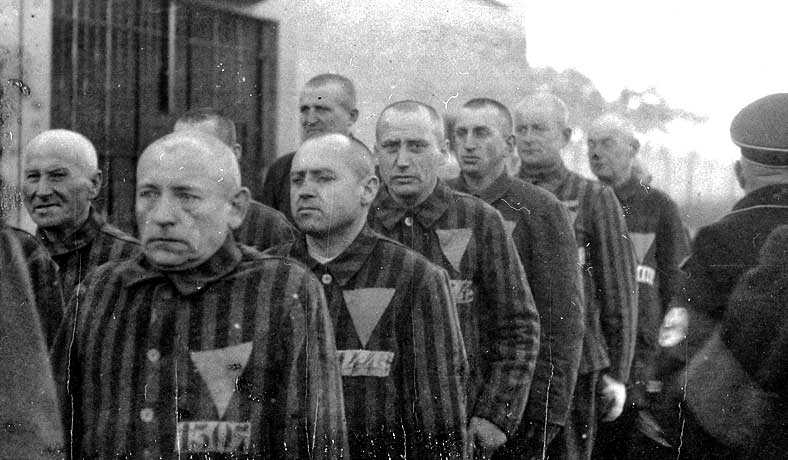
[[448, 172, 513, 203], [373, 181, 452, 230], [517, 162, 570, 194], [288, 224, 379, 287], [121, 235, 243, 295], [729, 184, 788, 214], [36, 207, 103, 256]]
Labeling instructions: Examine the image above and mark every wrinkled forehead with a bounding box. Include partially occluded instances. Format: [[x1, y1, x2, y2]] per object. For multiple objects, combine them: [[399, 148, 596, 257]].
[[456, 106, 506, 131], [378, 110, 438, 141], [137, 145, 232, 195]]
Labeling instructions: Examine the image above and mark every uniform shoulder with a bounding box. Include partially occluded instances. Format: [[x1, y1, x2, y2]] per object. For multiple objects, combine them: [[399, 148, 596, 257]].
[[506, 175, 565, 208], [447, 186, 503, 218], [373, 230, 443, 269], [0, 225, 49, 259], [238, 245, 315, 279]]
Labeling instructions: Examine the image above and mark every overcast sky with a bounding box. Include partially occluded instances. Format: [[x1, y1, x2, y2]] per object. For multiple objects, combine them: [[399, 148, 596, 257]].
[[513, 1, 788, 161]]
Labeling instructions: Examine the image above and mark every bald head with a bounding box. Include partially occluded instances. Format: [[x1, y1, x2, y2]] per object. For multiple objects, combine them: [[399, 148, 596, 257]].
[[25, 129, 98, 174], [514, 92, 570, 129], [136, 131, 249, 270], [174, 107, 238, 147], [22, 129, 101, 232], [304, 74, 357, 113], [589, 113, 639, 151], [298, 133, 375, 181], [139, 131, 241, 197], [377, 100, 445, 145], [462, 98, 513, 137]]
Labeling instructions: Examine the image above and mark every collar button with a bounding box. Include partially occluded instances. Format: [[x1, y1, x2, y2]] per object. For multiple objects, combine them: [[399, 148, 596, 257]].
[[321, 273, 333, 285]]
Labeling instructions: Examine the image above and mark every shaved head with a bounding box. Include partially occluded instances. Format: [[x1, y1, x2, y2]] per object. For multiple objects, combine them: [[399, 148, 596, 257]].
[[298, 133, 375, 181], [514, 92, 570, 129], [25, 129, 98, 174], [462, 98, 513, 136], [139, 131, 241, 197], [590, 113, 639, 148], [304, 74, 357, 113], [377, 100, 445, 145], [136, 131, 249, 270], [22, 129, 101, 232], [174, 107, 238, 147]]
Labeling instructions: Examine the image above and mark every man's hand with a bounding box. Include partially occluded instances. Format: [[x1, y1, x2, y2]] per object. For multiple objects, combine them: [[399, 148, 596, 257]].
[[598, 374, 626, 422], [469, 417, 507, 458]]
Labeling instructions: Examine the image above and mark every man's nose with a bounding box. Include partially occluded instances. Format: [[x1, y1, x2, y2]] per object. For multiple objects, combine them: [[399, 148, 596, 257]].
[[146, 195, 178, 226], [34, 177, 53, 196], [394, 148, 412, 168]]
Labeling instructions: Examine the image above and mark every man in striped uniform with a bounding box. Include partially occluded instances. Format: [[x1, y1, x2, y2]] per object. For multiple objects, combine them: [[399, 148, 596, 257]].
[[174, 107, 296, 251], [22, 130, 140, 300], [262, 74, 361, 222], [447, 98, 585, 459], [368, 100, 541, 458], [586, 114, 689, 458], [269, 133, 469, 458], [1, 228, 64, 457], [56, 132, 348, 458], [514, 93, 638, 459]]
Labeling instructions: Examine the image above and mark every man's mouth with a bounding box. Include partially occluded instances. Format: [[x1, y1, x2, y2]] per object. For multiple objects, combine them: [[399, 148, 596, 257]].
[[390, 175, 418, 184]]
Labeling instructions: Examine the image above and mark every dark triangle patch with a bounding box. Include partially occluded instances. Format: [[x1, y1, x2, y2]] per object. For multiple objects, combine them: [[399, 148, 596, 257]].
[[342, 288, 396, 347], [631, 232, 656, 262], [190, 342, 253, 419], [435, 228, 473, 273]]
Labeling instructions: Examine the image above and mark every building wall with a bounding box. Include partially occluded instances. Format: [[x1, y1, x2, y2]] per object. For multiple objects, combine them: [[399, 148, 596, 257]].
[[1, 0, 527, 229]]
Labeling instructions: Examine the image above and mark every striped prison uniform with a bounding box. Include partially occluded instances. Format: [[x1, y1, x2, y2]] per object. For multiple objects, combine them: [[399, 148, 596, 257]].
[[448, 173, 585, 457], [519, 164, 638, 459], [369, 181, 541, 438], [36, 207, 140, 301], [0, 228, 64, 457], [268, 224, 469, 458], [593, 175, 689, 459], [233, 199, 297, 252], [55, 236, 348, 459], [1, 223, 64, 347]]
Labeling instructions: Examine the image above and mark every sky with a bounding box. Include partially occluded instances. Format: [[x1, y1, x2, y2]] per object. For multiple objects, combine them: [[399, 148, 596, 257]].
[[511, 1, 788, 162]]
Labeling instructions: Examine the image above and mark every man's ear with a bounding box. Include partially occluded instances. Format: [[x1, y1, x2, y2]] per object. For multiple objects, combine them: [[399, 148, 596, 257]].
[[233, 143, 243, 161], [630, 138, 640, 157], [360, 174, 380, 206], [349, 108, 359, 124], [734, 160, 746, 190], [561, 127, 573, 148], [504, 134, 515, 155], [227, 187, 251, 230], [87, 169, 102, 200]]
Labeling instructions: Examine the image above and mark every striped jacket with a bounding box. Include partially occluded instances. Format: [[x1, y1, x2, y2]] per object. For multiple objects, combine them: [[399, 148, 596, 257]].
[[0, 227, 64, 457], [268, 225, 469, 458], [36, 207, 139, 301], [448, 173, 584, 427], [519, 165, 637, 383], [56, 237, 348, 459], [1, 224, 64, 346], [233, 199, 297, 252], [613, 176, 688, 389], [369, 181, 540, 436]]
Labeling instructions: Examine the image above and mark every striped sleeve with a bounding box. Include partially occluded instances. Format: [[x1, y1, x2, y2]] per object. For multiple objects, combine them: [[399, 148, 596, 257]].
[[411, 265, 469, 456], [519, 199, 584, 427], [290, 270, 349, 459], [234, 202, 296, 252], [16, 233, 65, 348], [473, 207, 540, 436], [592, 187, 638, 383]]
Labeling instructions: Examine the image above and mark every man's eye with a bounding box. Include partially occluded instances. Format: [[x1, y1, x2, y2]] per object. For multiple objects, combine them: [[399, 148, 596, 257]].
[[381, 142, 399, 152], [455, 129, 467, 138], [291, 176, 304, 185], [176, 192, 199, 202], [316, 175, 335, 182], [138, 190, 158, 199]]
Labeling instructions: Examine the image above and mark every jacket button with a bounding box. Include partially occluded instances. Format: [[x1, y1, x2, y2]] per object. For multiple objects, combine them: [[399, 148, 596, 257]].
[[321, 273, 333, 284], [404, 216, 413, 227]]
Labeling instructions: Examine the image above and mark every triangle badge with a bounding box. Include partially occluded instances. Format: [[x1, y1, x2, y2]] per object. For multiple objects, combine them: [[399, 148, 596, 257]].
[[630, 232, 656, 262], [342, 288, 396, 347], [190, 342, 253, 419], [502, 220, 517, 239], [435, 228, 473, 273]]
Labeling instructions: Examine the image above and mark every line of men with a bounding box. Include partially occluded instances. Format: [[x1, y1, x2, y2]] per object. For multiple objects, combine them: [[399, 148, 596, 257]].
[[2, 72, 784, 458]]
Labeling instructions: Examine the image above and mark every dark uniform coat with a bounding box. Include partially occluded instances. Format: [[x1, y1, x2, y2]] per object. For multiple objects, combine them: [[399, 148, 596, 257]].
[[0, 227, 64, 458], [56, 237, 348, 459], [36, 207, 139, 301], [369, 181, 541, 437], [269, 225, 469, 458], [681, 183, 788, 325]]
